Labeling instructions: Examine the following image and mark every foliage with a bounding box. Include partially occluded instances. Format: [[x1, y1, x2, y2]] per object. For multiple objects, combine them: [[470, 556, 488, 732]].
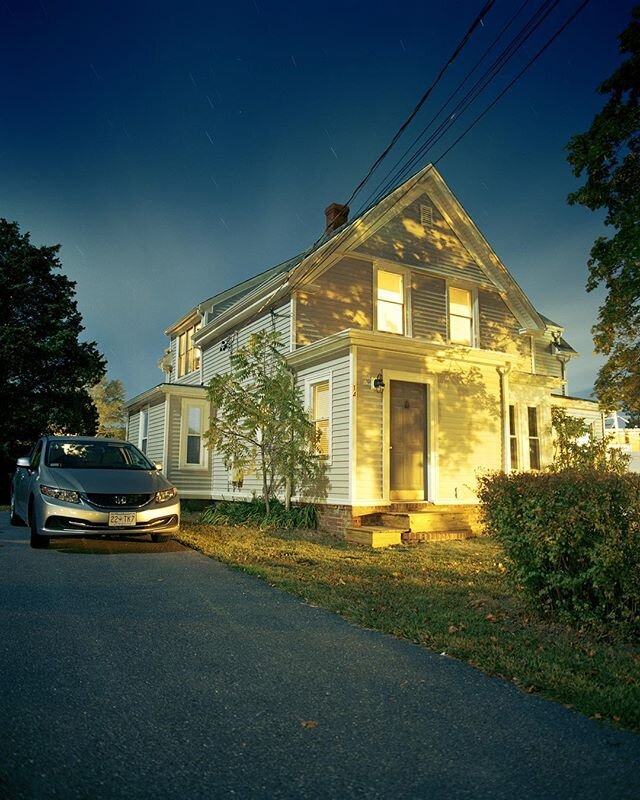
[[550, 407, 629, 473], [89, 376, 126, 439], [0, 219, 105, 497], [177, 524, 640, 730], [566, 7, 640, 413], [205, 329, 326, 513], [200, 498, 317, 529], [478, 470, 640, 636], [625, 409, 640, 428]]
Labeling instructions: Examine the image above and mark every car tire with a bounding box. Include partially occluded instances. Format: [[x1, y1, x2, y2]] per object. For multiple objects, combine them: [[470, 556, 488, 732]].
[[10, 492, 26, 527], [29, 503, 50, 549], [151, 534, 171, 544]]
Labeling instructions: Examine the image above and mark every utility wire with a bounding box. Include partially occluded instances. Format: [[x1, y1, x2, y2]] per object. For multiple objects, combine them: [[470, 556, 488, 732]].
[[285, 0, 591, 291], [358, 0, 554, 212], [434, 0, 591, 165], [341, 0, 496, 219]]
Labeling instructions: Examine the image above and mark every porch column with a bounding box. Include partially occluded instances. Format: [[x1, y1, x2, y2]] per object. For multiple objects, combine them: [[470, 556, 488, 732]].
[[497, 365, 511, 472]]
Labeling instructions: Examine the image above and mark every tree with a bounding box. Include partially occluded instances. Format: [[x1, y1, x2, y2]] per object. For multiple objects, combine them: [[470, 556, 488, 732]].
[[550, 408, 629, 474], [0, 219, 106, 496], [566, 6, 640, 413], [89, 376, 127, 439], [205, 330, 326, 513]]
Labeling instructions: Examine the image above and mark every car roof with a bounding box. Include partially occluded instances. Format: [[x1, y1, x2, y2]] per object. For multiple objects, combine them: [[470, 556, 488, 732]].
[[44, 436, 129, 445]]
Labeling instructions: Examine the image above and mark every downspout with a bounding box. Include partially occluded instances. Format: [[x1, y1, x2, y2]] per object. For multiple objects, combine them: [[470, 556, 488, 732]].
[[497, 365, 511, 472]]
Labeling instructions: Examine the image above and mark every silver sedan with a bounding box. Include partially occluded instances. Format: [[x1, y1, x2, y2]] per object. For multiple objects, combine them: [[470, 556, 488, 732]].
[[11, 436, 180, 548]]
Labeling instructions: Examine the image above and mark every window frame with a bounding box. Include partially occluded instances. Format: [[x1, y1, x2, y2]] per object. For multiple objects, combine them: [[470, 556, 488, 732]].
[[139, 407, 149, 455], [447, 283, 477, 347], [508, 404, 519, 471], [374, 265, 411, 337], [179, 398, 210, 469], [527, 406, 541, 471], [306, 373, 333, 464], [176, 323, 201, 378]]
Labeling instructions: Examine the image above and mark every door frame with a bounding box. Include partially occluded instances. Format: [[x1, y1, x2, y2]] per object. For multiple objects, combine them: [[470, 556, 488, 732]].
[[382, 370, 438, 504]]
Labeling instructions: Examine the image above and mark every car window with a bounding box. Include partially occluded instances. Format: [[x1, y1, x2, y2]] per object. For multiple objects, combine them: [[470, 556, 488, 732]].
[[31, 441, 43, 469], [46, 441, 154, 470]]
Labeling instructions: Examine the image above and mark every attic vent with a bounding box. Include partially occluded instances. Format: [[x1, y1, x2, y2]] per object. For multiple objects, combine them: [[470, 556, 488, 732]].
[[420, 204, 433, 227]]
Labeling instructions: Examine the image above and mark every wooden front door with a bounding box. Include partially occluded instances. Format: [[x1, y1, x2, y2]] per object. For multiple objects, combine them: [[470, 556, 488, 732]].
[[390, 380, 427, 501]]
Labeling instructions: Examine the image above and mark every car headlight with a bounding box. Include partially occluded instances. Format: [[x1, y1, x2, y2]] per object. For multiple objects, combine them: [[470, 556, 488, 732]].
[[40, 485, 81, 504], [155, 487, 177, 504]]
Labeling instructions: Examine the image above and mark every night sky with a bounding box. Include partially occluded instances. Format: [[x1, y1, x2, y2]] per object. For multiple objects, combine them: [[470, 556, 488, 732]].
[[2, 0, 635, 399]]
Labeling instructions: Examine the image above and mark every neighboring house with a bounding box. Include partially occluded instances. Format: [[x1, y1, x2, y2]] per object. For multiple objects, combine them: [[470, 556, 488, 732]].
[[124, 164, 603, 535]]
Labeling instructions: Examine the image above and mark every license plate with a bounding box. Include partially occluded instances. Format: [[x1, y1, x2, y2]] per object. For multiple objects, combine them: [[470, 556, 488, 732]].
[[108, 512, 136, 527]]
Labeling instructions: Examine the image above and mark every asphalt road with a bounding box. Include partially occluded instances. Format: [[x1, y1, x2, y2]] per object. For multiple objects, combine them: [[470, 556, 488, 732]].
[[1, 514, 638, 800]]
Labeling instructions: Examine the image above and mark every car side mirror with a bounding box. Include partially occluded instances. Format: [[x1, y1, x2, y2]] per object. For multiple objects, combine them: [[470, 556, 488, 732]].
[[16, 456, 31, 469]]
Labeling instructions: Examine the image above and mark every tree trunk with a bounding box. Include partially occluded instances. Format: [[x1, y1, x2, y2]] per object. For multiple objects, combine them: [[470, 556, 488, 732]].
[[284, 476, 291, 512]]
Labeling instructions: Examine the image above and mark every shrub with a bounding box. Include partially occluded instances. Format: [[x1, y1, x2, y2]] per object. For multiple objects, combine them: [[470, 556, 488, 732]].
[[200, 498, 317, 530], [551, 407, 630, 473], [477, 470, 640, 635]]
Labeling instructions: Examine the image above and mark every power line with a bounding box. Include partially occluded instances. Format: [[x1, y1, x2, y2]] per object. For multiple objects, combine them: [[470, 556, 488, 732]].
[[286, 0, 592, 291], [434, 0, 592, 165], [341, 0, 497, 216], [358, 0, 557, 212]]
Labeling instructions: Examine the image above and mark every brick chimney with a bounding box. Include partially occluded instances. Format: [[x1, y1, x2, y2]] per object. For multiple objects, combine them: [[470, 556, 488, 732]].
[[324, 202, 349, 234]]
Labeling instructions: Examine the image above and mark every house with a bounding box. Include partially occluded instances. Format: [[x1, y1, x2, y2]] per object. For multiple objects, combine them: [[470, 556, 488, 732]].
[[124, 164, 603, 541]]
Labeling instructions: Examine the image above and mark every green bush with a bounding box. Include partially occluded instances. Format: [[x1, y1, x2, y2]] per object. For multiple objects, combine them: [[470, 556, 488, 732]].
[[200, 498, 317, 530], [478, 471, 640, 635]]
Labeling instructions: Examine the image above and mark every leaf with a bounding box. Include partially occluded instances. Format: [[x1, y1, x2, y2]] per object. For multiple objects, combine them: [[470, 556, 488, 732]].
[[301, 719, 318, 729]]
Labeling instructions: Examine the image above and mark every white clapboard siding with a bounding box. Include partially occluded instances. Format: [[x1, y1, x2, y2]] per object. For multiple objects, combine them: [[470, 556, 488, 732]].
[[296, 354, 351, 503], [146, 401, 166, 464], [202, 303, 291, 386], [166, 395, 212, 497], [127, 412, 140, 447]]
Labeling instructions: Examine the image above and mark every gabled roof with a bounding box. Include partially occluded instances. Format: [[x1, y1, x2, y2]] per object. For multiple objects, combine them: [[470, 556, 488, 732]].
[[189, 164, 563, 348]]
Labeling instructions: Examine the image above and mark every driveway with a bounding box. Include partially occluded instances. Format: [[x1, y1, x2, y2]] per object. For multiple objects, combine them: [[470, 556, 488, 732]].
[[0, 514, 638, 799]]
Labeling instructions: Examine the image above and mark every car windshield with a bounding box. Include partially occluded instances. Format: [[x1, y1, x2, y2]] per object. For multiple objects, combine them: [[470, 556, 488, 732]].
[[45, 441, 155, 471]]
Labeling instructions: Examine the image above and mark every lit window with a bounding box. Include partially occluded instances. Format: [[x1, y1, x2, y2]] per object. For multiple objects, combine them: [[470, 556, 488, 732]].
[[311, 380, 330, 458], [139, 408, 148, 454], [528, 407, 540, 470], [177, 324, 201, 377], [448, 286, 473, 345], [377, 270, 404, 334], [509, 405, 518, 470]]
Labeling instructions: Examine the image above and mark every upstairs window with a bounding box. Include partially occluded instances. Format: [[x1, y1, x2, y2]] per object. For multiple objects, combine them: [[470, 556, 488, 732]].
[[448, 286, 474, 346], [310, 380, 330, 459], [377, 270, 405, 335], [177, 324, 200, 377]]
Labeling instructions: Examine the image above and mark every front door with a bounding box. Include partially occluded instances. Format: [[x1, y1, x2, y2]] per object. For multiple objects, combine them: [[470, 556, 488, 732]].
[[390, 380, 427, 501]]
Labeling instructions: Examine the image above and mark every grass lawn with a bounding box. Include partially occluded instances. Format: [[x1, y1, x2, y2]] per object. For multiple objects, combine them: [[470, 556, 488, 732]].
[[177, 522, 640, 733]]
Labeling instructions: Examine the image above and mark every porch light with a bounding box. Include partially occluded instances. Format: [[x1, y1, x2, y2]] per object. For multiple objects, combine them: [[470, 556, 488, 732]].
[[372, 373, 385, 392]]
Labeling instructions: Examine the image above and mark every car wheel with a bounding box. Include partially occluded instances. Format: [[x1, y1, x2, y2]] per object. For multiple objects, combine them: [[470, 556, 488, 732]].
[[29, 502, 50, 549], [10, 492, 26, 527], [151, 534, 171, 543]]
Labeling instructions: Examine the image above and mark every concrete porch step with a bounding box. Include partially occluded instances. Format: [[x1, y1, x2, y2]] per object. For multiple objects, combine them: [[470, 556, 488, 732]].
[[403, 529, 474, 543], [365, 510, 479, 534]]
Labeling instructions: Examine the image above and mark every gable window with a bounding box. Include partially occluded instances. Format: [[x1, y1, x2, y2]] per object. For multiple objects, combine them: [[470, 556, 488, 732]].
[[177, 324, 200, 377], [139, 408, 148, 454], [377, 270, 405, 335], [309, 379, 330, 459], [180, 400, 209, 468], [509, 405, 518, 470], [448, 286, 474, 346], [528, 407, 541, 470]]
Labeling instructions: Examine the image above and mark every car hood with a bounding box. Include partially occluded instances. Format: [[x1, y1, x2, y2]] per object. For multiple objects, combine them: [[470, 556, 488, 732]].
[[42, 467, 174, 494]]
